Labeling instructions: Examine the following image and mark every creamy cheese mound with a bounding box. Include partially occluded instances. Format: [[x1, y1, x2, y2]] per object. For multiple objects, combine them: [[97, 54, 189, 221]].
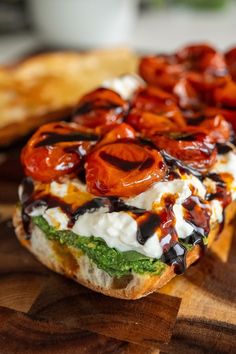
[[102, 74, 145, 100], [27, 175, 202, 259]]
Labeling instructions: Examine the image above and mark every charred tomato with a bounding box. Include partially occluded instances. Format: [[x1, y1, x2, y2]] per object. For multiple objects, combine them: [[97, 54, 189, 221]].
[[72, 88, 128, 129], [21, 122, 98, 182], [151, 131, 217, 172], [86, 142, 166, 197]]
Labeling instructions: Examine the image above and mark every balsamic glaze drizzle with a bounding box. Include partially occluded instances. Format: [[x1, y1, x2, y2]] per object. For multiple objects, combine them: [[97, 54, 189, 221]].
[[99, 151, 154, 172], [161, 150, 203, 180], [216, 142, 233, 155], [74, 100, 123, 116], [137, 214, 161, 245], [161, 243, 187, 275], [36, 131, 99, 147]]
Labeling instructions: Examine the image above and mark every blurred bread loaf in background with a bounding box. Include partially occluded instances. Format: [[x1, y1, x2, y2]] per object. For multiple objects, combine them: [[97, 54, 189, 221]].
[[0, 48, 137, 146]]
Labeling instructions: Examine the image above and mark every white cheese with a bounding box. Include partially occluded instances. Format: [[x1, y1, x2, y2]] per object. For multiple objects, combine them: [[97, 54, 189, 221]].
[[72, 208, 162, 259], [102, 74, 145, 100]]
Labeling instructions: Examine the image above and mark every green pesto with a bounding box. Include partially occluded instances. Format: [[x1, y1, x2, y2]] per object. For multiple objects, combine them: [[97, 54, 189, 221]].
[[32, 216, 166, 278]]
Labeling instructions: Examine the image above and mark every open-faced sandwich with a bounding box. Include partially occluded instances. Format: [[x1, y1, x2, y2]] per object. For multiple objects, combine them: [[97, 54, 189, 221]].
[[13, 44, 236, 299]]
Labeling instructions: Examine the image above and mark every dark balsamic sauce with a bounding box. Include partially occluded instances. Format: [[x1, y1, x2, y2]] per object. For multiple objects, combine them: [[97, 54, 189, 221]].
[[20, 177, 34, 204], [216, 143, 233, 155], [168, 132, 201, 141], [74, 100, 123, 116], [36, 131, 99, 147], [205, 173, 232, 207], [185, 114, 206, 126], [161, 150, 203, 180], [184, 230, 204, 246], [161, 242, 187, 275], [20, 177, 35, 238], [137, 213, 161, 245], [182, 195, 211, 236], [99, 151, 154, 172]]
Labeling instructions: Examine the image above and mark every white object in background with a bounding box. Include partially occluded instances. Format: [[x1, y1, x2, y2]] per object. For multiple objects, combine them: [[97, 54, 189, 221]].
[[28, 0, 138, 48]]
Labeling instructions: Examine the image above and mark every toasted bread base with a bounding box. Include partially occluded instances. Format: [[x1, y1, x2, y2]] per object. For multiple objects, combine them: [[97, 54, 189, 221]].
[[0, 48, 137, 146], [13, 202, 236, 299]]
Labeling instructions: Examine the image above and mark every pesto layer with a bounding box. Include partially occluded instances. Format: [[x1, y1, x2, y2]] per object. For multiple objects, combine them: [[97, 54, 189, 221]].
[[32, 216, 166, 278]]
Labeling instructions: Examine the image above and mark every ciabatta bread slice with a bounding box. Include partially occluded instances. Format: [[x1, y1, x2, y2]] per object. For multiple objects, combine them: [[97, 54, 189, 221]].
[[13, 202, 236, 300]]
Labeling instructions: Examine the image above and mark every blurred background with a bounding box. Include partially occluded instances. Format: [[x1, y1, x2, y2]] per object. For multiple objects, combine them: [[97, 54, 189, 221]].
[[0, 0, 236, 62]]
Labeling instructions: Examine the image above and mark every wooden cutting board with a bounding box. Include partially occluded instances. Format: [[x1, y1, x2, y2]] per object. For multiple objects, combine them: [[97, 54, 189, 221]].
[[0, 146, 235, 354]]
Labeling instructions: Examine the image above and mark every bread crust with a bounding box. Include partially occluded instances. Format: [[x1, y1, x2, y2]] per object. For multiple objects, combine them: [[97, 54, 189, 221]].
[[12, 202, 236, 299], [0, 49, 137, 146]]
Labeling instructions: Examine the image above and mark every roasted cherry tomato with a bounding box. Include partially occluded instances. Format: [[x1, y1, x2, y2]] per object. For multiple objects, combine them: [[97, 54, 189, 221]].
[[139, 55, 183, 91], [186, 71, 228, 95], [131, 86, 177, 112], [21, 122, 98, 182], [200, 114, 232, 143], [126, 86, 186, 134], [72, 88, 128, 128], [173, 77, 203, 110], [186, 114, 232, 144], [212, 108, 236, 132], [86, 142, 166, 197], [151, 132, 217, 172], [176, 44, 227, 76], [96, 123, 136, 148], [126, 109, 183, 136], [225, 47, 236, 82]]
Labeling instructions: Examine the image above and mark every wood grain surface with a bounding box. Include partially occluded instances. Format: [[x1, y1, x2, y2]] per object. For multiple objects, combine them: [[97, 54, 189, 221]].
[[0, 147, 236, 354]]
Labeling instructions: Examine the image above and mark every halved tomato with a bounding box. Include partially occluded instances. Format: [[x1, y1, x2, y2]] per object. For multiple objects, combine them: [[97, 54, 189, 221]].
[[131, 86, 177, 111], [21, 122, 98, 182], [212, 108, 236, 133], [173, 77, 202, 110], [72, 88, 128, 128], [198, 113, 233, 143], [184, 106, 232, 143], [151, 132, 217, 172], [126, 109, 183, 136], [176, 44, 227, 75], [126, 86, 186, 134], [86, 142, 166, 197], [96, 123, 136, 148], [139, 56, 183, 91]]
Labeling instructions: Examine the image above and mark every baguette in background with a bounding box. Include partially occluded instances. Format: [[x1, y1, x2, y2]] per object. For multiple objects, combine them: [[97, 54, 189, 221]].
[[0, 49, 137, 146]]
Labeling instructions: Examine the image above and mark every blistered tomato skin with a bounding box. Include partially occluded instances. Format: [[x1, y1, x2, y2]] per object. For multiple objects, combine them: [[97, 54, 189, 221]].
[[139, 56, 183, 91], [126, 86, 186, 134], [21, 122, 98, 182], [151, 132, 217, 172], [96, 123, 136, 148], [86, 142, 167, 197], [126, 109, 183, 136], [176, 44, 227, 75], [72, 88, 128, 129], [198, 114, 232, 144]]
